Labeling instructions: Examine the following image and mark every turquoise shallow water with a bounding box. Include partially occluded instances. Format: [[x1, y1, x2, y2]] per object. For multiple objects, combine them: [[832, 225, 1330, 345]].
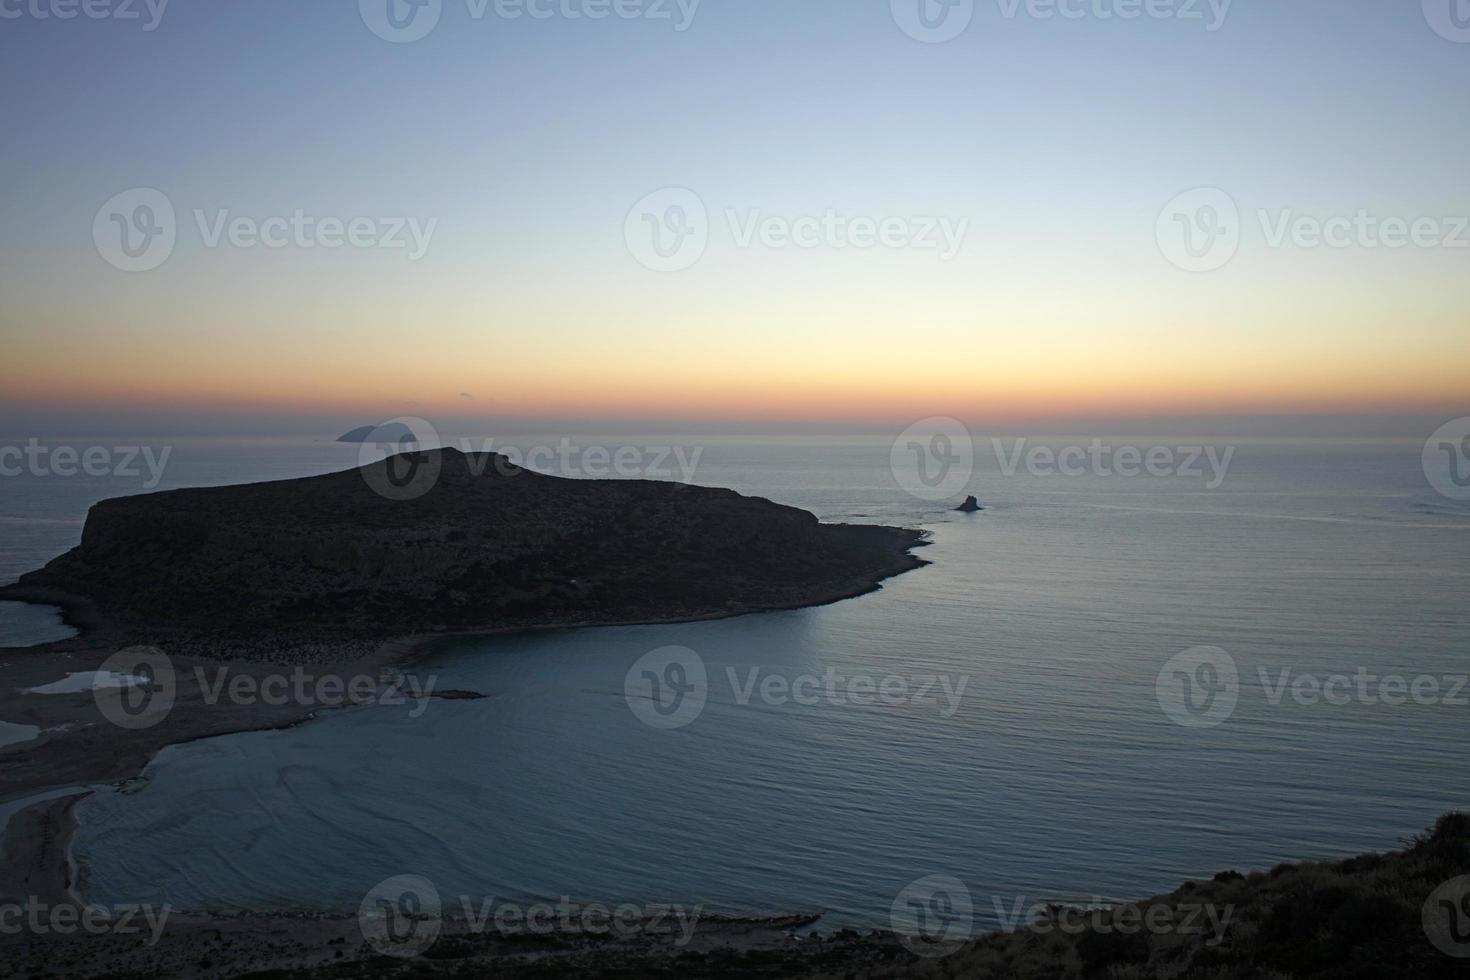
[[3, 436, 1468, 930]]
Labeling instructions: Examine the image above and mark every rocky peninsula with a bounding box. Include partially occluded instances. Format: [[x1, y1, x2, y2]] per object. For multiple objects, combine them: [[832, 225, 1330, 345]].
[[0, 448, 927, 664], [0, 451, 927, 922]]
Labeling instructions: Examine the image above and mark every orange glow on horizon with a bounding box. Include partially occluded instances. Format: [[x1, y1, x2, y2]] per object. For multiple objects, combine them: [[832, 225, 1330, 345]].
[[6, 364, 1466, 429]]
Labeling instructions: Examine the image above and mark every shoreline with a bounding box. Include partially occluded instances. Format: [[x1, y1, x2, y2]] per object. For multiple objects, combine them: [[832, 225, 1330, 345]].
[[0, 790, 89, 907], [0, 531, 932, 909], [1, 812, 1463, 978]]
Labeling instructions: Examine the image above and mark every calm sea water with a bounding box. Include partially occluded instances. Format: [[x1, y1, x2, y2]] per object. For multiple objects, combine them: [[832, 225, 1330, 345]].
[[4, 435, 1469, 930]]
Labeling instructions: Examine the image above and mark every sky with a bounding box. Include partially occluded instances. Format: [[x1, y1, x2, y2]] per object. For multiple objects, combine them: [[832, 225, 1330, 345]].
[[1, 0, 1467, 437]]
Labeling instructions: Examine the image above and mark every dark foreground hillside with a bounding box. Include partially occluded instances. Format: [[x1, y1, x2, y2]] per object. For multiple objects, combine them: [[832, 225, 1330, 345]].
[[310, 812, 1470, 979], [7, 813, 1462, 978]]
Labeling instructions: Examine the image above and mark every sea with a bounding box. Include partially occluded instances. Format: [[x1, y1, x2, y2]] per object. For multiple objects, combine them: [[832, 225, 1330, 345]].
[[2, 433, 1468, 931]]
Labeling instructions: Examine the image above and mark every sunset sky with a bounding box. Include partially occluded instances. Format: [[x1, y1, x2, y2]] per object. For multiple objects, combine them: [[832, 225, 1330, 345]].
[[2, 0, 1467, 436]]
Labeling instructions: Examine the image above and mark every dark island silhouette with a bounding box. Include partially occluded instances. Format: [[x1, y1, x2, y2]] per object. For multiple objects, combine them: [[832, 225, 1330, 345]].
[[1, 449, 927, 662], [336, 421, 418, 444]]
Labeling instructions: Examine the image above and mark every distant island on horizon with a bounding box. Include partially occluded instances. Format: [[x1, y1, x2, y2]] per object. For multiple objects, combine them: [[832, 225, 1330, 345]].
[[336, 422, 419, 445]]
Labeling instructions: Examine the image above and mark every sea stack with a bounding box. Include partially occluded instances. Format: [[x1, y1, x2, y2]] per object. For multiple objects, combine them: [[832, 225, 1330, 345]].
[[956, 495, 982, 513]]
